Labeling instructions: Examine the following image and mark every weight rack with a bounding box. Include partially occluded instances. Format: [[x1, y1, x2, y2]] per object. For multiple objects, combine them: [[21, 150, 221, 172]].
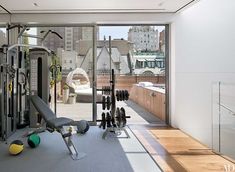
[[96, 69, 130, 139]]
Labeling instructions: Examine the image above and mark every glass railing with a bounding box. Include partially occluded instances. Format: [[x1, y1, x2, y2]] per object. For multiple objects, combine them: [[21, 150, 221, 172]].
[[212, 82, 235, 160]]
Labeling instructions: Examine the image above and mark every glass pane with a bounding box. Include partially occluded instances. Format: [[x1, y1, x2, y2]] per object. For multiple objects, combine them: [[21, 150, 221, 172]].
[[27, 26, 94, 121], [0, 28, 7, 46], [96, 26, 166, 125], [212, 82, 235, 160]]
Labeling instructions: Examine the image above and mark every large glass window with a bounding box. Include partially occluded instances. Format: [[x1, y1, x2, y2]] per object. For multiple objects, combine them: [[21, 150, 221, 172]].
[[26, 26, 95, 121], [97, 25, 167, 124], [1, 25, 168, 124]]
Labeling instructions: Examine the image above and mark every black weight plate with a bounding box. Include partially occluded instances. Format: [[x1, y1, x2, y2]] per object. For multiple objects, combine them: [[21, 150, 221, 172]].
[[115, 107, 121, 127], [107, 96, 111, 110], [120, 90, 124, 101], [101, 112, 106, 129], [124, 90, 129, 101], [106, 86, 109, 95], [116, 90, 120, 101], [102, 96, 106, 110], [111, 111, 116, 127], [120, 107, 127, 127], [118, 90, 122, 101], [106, 112, 112, 128], [102, 86, 104, 95], [123, 90, 126, 101]]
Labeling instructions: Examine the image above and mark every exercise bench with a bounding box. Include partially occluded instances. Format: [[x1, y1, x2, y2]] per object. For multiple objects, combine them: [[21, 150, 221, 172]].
[[30, 95, 86, 160]]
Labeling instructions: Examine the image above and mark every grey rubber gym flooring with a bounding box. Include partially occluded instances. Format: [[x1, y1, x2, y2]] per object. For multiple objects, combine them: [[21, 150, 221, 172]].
[[0, 127, 162, 172]]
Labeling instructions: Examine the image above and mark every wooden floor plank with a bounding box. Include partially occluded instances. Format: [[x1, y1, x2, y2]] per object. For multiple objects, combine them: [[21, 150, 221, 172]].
[[131, 126, 234, 172], [152, 155, 175, 172], [173, 155, 235, 172], [150, 129, 189, 138]]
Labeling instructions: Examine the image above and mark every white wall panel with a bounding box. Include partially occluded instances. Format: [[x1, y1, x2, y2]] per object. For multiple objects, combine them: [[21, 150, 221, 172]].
[[171, 0, 235, 147]]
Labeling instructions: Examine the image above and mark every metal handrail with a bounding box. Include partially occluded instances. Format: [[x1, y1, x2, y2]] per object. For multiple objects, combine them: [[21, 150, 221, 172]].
[[219, 103, 235, 116]]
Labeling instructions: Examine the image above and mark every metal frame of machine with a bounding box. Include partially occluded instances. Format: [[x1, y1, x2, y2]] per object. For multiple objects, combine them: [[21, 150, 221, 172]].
[[0, 24, 63, 141]]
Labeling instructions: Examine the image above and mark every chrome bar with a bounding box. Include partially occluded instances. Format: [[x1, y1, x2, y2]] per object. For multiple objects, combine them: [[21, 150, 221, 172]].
[[219, 103, 235, 116]]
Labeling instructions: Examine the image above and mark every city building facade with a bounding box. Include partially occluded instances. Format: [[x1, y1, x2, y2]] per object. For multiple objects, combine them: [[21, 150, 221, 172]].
[[132, 51, 165, 75], [128, 26, 159, 52], [159, 30, 165, 53], [57, 48, 78, 75], [37, 27, 98, 52], [0, 30, 6, 46]]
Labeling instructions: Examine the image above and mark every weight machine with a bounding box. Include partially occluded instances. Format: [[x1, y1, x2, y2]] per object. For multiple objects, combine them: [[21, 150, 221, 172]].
[[0, 25, 63, 141]]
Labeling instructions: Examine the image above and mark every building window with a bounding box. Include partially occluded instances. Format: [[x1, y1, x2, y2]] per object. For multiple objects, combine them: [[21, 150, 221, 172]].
[[147, 61, 155, 68], [70, 60, 72, 63]]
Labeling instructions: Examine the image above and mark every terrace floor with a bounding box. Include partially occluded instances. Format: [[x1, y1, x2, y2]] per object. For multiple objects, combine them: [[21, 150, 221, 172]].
[[55, 100, 165, 125]]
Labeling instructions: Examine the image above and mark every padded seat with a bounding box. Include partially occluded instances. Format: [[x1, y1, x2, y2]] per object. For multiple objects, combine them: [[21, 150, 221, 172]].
[[30, 95, 86, 160], [48, 117, 73, 128], [30, 96, 74, 129]]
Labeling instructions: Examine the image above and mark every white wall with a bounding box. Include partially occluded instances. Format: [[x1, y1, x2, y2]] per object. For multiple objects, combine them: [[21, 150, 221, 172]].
[[171, 0, 235, 147]]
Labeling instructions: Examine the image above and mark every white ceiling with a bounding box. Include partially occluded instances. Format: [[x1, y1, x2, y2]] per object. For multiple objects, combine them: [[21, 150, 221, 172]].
[[0, 0, 196, 13]]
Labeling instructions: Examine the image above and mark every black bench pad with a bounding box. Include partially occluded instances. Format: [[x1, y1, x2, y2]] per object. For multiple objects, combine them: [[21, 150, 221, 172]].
[[31, 95, 74, 129]]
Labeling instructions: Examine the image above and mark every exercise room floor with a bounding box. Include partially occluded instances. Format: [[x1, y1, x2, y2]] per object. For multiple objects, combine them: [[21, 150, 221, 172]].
[[130, 125, 235, 172], [2, 100, 234, 171], [0, 126, 162, 172]]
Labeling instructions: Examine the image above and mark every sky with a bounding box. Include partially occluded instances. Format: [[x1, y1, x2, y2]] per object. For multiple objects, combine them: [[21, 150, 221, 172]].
[[99, 26, 130, 40], [99, 26, 165, 40], [1, 26, 165, 44]]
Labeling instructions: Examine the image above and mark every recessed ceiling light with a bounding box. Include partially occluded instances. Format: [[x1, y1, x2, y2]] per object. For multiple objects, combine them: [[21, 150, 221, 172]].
[[158, 0, 169, 6], [33, 2, 39, 7]]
